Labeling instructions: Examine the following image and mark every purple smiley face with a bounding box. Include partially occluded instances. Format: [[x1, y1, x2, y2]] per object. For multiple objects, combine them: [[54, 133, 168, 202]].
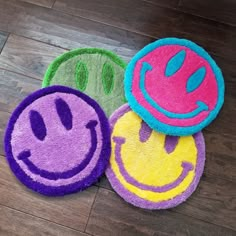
[[4, 86, 111, 196]]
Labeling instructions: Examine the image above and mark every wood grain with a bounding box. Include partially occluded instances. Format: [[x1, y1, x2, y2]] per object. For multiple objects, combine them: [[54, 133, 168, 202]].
[[0, 0, 150, 61], [143, 0, 179, 8], [96, 175, 112, 191], [0, 156, 97, 232], [19, 0, 55, 8], [0, 69, 41, 155], [53, 0, 236, 60], [0, 34, 66, 80], [0, 205, 89, 236], [0, 31, 8, 52], [205, 90, 236, 136], [204, 130, 236, 182], [172, 175, 236, 231], [86, 188, 236, 236], [0, 0, 235, 234], [213, 55, 236, 83], [178, 0, 236, 26]]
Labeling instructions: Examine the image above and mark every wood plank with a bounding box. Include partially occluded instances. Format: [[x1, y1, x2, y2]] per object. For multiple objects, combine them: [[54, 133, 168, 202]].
[[0, 156, 97, 232], [204, 130, 236, 182], [0, 111, 11, 156], [86, 188, 236, 236], [96, 175, 112, 191], [172, 175, 236, 231], [53, 0, 236, 60], [178, 0, 236, 26], [213, 55, 236, 83], [0, 205, 88, 236], [143, 0, 179, 8], [0, 69, 41, 114], [206, 95, 236, 136], [203, 79, 236, 136], [0, 34, 66, 80], [0, 69, 41, 155], [0, 0, 150, 61], [19, 0, 55, 8], [0, 1, 235, 83], [0, 31, 8, 52]]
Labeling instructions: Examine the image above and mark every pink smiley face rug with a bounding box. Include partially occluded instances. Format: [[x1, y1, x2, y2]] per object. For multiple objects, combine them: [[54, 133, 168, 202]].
[[4, 86, 111, 196], [125, 38, 225, 136]]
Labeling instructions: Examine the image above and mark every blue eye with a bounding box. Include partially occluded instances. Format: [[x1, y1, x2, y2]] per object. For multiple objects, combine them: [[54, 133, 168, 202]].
[[186, 67, 206, 93], [165, 50, 186, 77]]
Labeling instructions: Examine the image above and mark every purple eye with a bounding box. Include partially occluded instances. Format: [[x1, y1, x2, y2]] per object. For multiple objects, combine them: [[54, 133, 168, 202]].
[[55, 98, 73, 130], [30, 110, 47, 141], [164, 135, 179, 154], [139, 120, 152, 142]]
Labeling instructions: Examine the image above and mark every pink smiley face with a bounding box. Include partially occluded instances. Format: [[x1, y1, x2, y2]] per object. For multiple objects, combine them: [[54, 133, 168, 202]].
[[125, 38, 224, 136]]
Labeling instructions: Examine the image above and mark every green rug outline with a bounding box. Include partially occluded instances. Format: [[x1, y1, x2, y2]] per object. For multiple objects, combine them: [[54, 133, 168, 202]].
[[42, 48, 127, 88]]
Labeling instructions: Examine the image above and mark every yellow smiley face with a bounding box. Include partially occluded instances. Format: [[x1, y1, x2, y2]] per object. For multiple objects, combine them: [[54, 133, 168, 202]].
[[106, 105, 205, 209]]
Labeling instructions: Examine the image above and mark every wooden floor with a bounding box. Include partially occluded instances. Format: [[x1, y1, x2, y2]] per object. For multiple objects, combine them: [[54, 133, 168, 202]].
[[0, 0, 235, 235]]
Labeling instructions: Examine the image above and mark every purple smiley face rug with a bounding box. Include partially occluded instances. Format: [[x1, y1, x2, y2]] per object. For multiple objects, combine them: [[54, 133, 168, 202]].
[[4, 86, 111, 196]]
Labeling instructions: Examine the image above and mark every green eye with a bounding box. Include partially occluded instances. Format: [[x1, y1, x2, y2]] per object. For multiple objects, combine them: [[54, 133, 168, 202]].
[[102, 62, 114, 95], [75, 61, 88, 91]]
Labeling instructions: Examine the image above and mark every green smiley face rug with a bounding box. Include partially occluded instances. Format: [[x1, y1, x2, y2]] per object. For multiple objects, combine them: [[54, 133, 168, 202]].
[[42, 48, 127, 116]]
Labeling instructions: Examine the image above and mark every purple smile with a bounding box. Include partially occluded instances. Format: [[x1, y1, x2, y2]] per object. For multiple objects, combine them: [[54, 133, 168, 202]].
[[17, 120, 98, 181], [113, 136, 194, 192]]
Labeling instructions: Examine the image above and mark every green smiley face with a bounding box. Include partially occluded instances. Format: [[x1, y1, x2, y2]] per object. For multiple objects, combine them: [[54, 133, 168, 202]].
[[42, 48, 127, 116]]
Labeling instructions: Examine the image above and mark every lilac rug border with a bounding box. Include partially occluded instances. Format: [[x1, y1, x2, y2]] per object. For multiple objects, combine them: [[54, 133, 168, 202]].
[[106, 104, 205, 209], [4, 85, 111, 196]]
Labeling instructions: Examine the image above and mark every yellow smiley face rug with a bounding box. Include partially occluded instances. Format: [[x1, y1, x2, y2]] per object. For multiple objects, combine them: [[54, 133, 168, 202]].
[[106, 104, 205, 209]]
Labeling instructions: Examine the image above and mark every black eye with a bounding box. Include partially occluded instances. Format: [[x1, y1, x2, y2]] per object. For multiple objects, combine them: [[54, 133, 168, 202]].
[[30, 110, 47, 141], [55, 98, 73, 130]]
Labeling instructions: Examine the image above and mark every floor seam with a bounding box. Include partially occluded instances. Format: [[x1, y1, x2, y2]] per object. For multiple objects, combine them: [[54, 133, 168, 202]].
[[84, 186, 99, 234], [0, 203, 90, 234], [0, 33, 10, 55]]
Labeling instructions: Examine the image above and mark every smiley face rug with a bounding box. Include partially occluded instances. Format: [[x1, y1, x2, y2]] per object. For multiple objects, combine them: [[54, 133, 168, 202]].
[[43, 48, 127, 116], [106, 104, 205, 209], [125, 38, 224, 136], [4, 86, 111, 196]]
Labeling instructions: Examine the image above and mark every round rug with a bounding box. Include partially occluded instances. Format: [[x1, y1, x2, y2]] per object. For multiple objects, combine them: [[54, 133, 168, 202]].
[[125, 37, 224, 136], [43, 48, 127, 116], [4, 86, 111, 196], [106, 104, 205, 209]]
